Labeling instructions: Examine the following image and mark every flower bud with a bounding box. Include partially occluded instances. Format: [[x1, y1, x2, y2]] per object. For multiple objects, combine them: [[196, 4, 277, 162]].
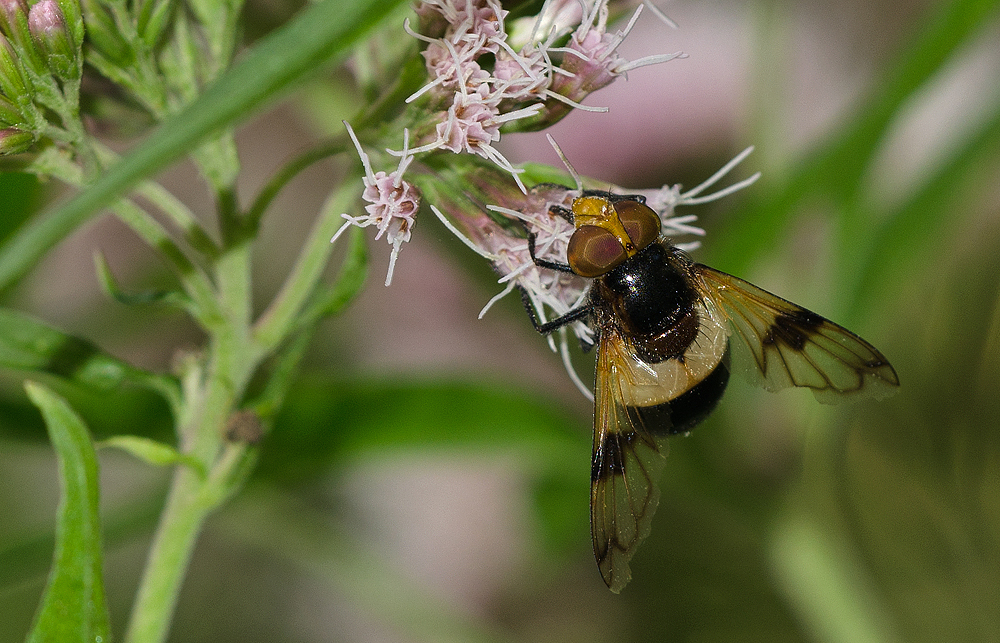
[[0, 0, 28, 36], [413, 1, 449, 40], [0, 126, 33, 154], [28, 0, 79, 79], [54, 0, 83, 51], [0, 92, 24, 126], [0, 0, 45, 73], [0, 34, 33, 106]]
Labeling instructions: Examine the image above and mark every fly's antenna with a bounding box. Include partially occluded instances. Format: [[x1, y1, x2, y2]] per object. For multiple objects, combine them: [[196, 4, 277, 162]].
[[546, 134, 583, 194]]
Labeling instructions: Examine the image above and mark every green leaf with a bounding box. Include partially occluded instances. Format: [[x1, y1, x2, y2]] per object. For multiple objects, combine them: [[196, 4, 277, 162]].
[[0, 0, 410, 291], [519, 162, 574, 188], [258, 377, 590, 554], [94, 250, 191, 308], [258, 378, 585, 483], [707, 0, 1000, 274], [0, 492, 166, 594], [848, 104, 1000, 316], [0, 172, 39, 239], [98, 435, 207, 475], [771, 518, 902, 643], [300, 224, 369, 324], [0, 306, 169, 393], [24, 381, 111, 643]]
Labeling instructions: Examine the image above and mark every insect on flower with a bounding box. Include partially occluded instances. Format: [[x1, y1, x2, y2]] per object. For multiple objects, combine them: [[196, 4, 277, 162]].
[[520, 190, 900, 593]]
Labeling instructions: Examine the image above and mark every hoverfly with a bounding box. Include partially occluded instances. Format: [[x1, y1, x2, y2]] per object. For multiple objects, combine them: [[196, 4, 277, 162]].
[[519, 191, 899, 593]]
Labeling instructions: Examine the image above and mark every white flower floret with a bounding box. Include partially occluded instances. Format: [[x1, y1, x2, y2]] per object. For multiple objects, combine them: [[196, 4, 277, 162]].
[[333, 123, 421, 287], [640, 146, 760, 250], [506, 0, 582, 51]]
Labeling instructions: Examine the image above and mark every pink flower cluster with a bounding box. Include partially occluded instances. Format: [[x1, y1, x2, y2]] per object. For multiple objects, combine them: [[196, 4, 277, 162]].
[[334, 125, 421, 287], [336, 1, 690, 290], [402, 0, 683, 190]]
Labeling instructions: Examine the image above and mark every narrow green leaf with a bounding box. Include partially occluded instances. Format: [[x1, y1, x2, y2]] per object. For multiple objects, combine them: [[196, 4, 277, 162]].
[[0, 172, 39, 239], [771, 518, 902, 643], [707, 0, 1000, 273], [99, 435, 207, 475], [0, 491, 166, 591], [257, 378, 585, 485], [848, 104, 1000, 316], [24, 381, 111, 643], [244, 134, 351, 233], [257, 377, 589, 554], [0, 0, 409, 291], [519, 162, 574, 188], [0, 306, 168, 392], [94, 250, 191, 308], [300, 224, 369, 324]]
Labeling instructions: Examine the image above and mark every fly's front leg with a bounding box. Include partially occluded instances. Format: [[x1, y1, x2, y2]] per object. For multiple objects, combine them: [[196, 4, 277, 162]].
[[527, 230, 574, 273], [518, 200, 593, 334], [519, 202, 577, 273], [548, 203, 574, 222], [519, 286, 592, 335], [582, 190, 646, 204]]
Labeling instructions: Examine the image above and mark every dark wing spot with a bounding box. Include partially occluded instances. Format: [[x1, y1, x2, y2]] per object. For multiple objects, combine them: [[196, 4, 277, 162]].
[[591, 431, 632, 482], [762, 310, 824, 350]]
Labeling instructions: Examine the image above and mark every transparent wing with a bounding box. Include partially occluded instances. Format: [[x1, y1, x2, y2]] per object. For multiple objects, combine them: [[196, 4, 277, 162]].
[[590, 330, 665, 594], [692, 265, 899, 403], [590, 305, 730, 592]]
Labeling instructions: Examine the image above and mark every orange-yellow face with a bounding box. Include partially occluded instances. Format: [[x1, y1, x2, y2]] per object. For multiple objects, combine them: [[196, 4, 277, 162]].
[[566, 196, 662, 278]]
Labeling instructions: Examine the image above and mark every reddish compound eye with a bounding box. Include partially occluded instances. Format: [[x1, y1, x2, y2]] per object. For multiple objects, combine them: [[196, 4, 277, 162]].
[[614, 200, 661, 251], [568, 225, 628, 277], [564, 196, 663, 278]]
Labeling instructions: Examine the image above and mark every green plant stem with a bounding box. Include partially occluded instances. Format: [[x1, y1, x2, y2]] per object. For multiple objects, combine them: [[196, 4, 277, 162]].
[[253, 183, 356, 351], [125, 235, 259, 643], [243, 134, 349, 232], [110, 199, 221, 322], [122, 464, 213, 643], [215, 242, 253, 334], [124, 324, 257, 643], [92, 141, 219, 257], [122, 446, 252, 643], [248, 225, 369, 420], [18, 148, 221, 322], [298, 224, 368, 326], [135, 180, 221, 257], [123, 184, 359, 643]]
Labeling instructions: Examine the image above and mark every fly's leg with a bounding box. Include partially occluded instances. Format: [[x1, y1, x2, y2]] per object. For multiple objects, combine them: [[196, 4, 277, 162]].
[[518, 286, 592, 334], [519, 201, 593, 334], [527, 230, 574, 273]]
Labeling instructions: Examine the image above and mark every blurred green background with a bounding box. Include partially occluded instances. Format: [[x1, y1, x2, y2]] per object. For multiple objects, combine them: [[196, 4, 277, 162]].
[[2, 0, 1000, 641]]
